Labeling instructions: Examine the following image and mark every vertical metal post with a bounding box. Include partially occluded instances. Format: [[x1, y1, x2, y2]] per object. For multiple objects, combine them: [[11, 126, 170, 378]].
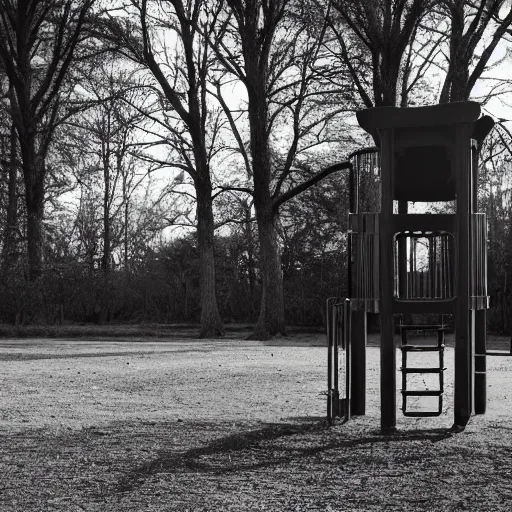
[[401, 326, 407, 414], [349, 154, 366, 416], [327, 298, 333, 421], [398, 201, 408, 302], [380, 128, 396, 433], [439, 328, 445, 415], [474, 310, 487, 414], [454, 123, 473, 428], [472, 143, 487, 414], [333, 304, 340, 418], [348, 163, 355, 299], [350, 310, 366, 415], [344, 299, 352, 421]]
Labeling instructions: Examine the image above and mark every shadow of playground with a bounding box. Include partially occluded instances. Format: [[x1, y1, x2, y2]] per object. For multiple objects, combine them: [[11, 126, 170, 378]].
[[113, 417, 455, 495]]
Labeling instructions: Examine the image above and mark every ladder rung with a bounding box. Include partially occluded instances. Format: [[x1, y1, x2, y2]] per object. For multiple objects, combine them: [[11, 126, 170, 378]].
[[400, 324, 446, 331], [400, 367, 446, 374], [402, 411, 443, 417], [400, 345, 444, 352], [401, 390, 443, 397]]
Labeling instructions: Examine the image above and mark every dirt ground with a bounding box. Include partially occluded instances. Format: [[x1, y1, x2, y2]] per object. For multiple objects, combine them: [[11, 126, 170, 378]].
[[1, 331, 512, 511]]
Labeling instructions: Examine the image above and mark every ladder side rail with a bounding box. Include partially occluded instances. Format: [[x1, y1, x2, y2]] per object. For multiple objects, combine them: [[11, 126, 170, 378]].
[[333, 303, 340, 417], [327, 298, 333, 421], [344, 298, 352, 421], [327, 297, 340, 421]]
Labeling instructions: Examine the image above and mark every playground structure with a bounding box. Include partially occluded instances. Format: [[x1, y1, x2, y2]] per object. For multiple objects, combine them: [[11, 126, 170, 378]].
[[327, 101, 495, 432]]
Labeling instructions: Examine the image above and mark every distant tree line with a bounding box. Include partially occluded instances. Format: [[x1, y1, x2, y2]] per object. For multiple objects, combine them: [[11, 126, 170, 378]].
[[1, 0, 512, 337]]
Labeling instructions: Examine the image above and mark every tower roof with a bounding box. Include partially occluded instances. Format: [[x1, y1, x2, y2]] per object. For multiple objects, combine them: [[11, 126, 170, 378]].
[[357, 102, 481, 134], [355, 102, 494, 202]]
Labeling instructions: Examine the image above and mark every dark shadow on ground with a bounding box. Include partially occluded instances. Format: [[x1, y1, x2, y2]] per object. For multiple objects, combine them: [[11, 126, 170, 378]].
[[112, 418, 455, 495], [113, 419, 327, 493]]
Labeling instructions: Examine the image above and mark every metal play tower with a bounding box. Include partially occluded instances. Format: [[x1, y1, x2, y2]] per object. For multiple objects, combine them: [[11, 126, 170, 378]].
[[327, 101, 494, 432]]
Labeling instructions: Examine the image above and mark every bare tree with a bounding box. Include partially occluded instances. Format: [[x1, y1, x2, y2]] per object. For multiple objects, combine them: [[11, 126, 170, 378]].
[[327, 0, 434, 107], [439, 0, 512, 103], [206, 0, 352, 338], [0, 0, 95, 281], [0, 94, 20, 274], [66, 61, 148, 273], [101, 0, 227, 336]]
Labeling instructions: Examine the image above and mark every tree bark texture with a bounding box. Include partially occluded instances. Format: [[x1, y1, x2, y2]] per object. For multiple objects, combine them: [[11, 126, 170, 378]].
[[1, 123, 19, 273], [252, 207, 286, 338], [135, 0, 225, 337], [101, 133, 111, 272], [22, 141, 45, 282], [247, 81, 286, 338], [0, 1, 93, 282], [244, 205, 257, 319], [196, 177, 225, 337], [439, 0, 512, 103], [439, 1, 466, 103], [334, 0, 428, 108]]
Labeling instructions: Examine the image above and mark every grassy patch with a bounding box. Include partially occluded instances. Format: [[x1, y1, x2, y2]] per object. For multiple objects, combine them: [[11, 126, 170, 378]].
[[0, 323, 197, 339]]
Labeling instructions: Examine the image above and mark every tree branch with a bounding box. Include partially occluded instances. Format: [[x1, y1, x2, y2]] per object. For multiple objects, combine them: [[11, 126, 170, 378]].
[[272, 160, 351, 213], [212, 185, 254, 200]]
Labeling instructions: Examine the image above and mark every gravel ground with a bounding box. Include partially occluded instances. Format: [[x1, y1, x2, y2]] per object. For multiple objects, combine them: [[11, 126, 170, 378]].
[[1, 333, 512, 511]]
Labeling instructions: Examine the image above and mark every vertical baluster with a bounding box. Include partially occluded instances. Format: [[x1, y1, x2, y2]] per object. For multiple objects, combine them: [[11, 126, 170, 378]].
[[358, 233, 362, 300], [367, 233, 370, 299], [473, 217, 477, 299], [471, 217, 476, 300], [478, 215, 482, 297], [364, 234, 368, 299], [447, 235, 451, 298], [441, 236, 444, 298], [369, 232, 373, 299], [429, 236, 434, 298], [412, 235, 416, 298], [395, 235, 400, 298], [445, 235, 450, 298], [434, 236, 438, 298], [408, 235, 413, 298], [448, 234, 452, 298]]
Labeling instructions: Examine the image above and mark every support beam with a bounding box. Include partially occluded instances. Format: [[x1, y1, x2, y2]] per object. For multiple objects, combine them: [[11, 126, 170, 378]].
[[474, 309, 486, 414], [397, 201, 408, 301], [350, 310, 366, 415], [379, 128, 396, 433], [454, 123, 473, 428]]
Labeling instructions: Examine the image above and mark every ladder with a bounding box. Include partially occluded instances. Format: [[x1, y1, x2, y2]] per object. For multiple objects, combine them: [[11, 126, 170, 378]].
[[400, 325, 446, 417]]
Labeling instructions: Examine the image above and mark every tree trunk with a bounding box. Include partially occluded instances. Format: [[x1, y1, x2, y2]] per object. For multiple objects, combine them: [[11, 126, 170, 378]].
[[196, 177, 224, 338], [243, 62, 287, 338], [26, 192, 44, 282], [247, 81, 287, 338], [23, 156, 45, 282], [1, 123, 19, 273], [102, 185, 110, 271], [250, 206, 286, 339], [123, 175, 129, 270], [440, 1, 464, 103], [244, 207, 257, 319], [101, 119, 111, 272], [449, 64, 469, 102], [381, 62, 399, 106]]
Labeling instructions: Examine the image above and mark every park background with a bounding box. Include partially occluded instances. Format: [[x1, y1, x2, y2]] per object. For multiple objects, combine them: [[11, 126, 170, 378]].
[[1, 0, 512, 338]]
